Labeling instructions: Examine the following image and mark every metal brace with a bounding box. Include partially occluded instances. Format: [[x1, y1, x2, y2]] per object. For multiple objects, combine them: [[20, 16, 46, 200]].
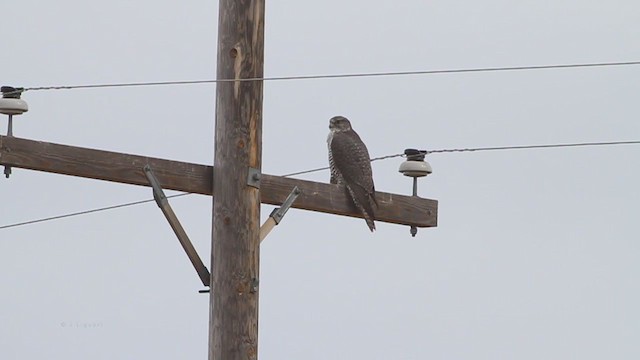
[[143, 165, 211, 288], [247, 167, 261, 189], [270, 186, 301, 225], [144, 165, 168, 208], [259, 186, 302, 242]]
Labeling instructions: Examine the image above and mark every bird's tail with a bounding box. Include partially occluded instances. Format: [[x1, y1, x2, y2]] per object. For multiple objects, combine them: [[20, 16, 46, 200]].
[[347, 185, 377, 232], [364, 192, 377, 232], [364, 215, 376, 232]]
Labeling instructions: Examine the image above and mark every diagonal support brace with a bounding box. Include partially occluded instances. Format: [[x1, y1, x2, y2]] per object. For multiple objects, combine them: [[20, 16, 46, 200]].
[[202, 186, 301, 293], [259, 186, 301, 242], [144, 165, 210, 287]]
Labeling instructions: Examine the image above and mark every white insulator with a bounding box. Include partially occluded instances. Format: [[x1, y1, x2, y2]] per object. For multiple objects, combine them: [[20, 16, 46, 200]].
[[399, 159, 432, 177], [0, 98, 28, 115]]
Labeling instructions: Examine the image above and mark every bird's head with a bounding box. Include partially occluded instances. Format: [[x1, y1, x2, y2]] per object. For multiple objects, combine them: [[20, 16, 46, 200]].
[[329, 116, 352, 132]]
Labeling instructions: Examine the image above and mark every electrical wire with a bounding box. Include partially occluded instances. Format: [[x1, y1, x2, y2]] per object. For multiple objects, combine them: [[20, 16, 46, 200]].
[[281, 153, 404, 177], [424, 140, 640, 154], [2, 60, 638, 228], [0, 193, 190, 230], [1, 139, 638, 231], [3, 60, 638, 95], [281, 140, 640, 177]]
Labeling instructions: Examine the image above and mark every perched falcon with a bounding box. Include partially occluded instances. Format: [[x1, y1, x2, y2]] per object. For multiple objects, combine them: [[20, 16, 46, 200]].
[[327, 116, 378, 232]]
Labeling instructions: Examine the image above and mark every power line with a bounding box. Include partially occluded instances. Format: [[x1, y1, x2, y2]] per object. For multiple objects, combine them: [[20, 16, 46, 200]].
[[282, 153, 404, 177], [424, 140, 640, 154], [9, 60, 640, 94], [284, 140, 640, 177], [0, 193, 190, 230], [1, 139, 638, 231]]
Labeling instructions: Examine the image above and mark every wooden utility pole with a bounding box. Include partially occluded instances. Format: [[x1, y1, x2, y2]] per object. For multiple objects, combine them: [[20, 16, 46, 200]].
[[0, 137, 438, 356], [210, 1, 265, 359], [1, 3, 438, 356]]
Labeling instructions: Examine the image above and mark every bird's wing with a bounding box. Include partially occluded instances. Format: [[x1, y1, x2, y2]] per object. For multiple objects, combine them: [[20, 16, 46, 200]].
[[329, 131, 374, 187], [330, 130, 378, 230]]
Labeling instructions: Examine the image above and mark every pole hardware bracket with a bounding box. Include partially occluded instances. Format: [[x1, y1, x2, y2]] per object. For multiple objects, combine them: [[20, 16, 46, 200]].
[[250, 278, 259, 293], [247, 167, 261, 189]]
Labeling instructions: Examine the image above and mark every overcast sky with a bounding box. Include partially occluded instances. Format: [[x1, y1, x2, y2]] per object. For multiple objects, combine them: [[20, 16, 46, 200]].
[[1, 1, 639, 359]]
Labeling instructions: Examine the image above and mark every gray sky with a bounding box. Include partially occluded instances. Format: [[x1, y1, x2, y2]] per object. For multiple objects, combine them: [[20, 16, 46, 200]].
[[1, 1, 639, 359]]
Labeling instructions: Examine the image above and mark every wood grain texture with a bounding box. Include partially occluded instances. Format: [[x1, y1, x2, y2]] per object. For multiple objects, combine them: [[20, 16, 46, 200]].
[[210, 0, 265, 359], [0, 135, 438, 227], [0, 135, 211, 193]]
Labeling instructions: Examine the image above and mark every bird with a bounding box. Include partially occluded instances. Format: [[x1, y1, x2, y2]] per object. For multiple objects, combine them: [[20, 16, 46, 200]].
[[327, 116, 378, 231]]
